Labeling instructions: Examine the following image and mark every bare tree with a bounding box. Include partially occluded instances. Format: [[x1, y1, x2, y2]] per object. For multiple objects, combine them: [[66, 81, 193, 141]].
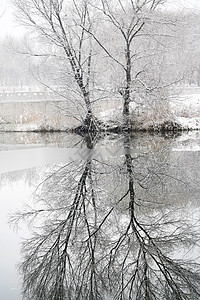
[[13, 0, 101, 131], [84, 0, 180, 129]]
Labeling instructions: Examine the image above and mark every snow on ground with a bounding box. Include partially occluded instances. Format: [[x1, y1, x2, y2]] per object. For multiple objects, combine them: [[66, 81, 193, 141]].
[[172, 131, 200, 151], [170, 87, 200, 129], [175, 116, 200, 130], [99, 86, 200, 130], [0, 85, 200, 131], [0, 117, 6, 124], [98, 107, 123, 123]]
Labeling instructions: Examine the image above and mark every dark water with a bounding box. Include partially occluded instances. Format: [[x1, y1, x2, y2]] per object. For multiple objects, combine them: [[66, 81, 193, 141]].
[[1, 131, 200, 300]]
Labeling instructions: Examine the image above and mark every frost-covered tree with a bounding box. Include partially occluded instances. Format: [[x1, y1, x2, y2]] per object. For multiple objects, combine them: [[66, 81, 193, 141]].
[[87, 0, 179, 128], [177, 12, 200, 86], [13, 0, 101, 131], [12, 0, 194, 131], [0, 37, 38, 87]]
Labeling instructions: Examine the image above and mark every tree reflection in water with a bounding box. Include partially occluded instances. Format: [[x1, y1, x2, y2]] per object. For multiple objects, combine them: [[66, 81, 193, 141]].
[[11, 135, 200, 300]]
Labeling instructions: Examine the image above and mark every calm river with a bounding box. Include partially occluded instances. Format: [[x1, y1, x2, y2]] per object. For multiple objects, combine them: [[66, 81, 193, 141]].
[[1, 131, 200, 300]]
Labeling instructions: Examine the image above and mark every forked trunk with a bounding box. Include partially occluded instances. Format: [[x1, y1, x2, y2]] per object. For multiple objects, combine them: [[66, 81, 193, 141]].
[[75, 92, 101, 133]]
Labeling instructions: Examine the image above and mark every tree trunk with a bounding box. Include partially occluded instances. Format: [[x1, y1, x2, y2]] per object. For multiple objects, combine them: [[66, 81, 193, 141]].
[[123, 43, 131, 131], [74, 90, 101, 133]]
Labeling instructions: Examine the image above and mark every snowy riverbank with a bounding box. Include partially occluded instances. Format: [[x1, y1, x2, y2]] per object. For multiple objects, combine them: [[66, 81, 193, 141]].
[[0, 85, 200, 132], [99, 86, 200, 132]]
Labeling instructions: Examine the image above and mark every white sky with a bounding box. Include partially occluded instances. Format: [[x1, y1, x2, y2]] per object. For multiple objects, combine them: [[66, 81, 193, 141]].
[[169, 0, 200, 9], [0, 0, 24, 38], [0, 0, 200, 38]]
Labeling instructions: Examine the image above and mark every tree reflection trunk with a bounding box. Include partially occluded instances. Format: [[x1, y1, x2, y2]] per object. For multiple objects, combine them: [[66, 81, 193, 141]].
[[11, 135, 200, 300]]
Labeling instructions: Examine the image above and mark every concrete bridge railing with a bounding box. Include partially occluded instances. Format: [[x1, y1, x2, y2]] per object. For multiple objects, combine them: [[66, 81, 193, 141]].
[[0, 87, 123, 130], [0, 90, 64, 103]]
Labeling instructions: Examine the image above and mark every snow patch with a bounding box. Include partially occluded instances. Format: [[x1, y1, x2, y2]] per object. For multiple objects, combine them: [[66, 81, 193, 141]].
[[172, 131, 200, 152]]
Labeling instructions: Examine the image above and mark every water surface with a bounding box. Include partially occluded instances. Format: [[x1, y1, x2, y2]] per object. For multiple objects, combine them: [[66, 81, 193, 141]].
[[1, 131, 200, 299]]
